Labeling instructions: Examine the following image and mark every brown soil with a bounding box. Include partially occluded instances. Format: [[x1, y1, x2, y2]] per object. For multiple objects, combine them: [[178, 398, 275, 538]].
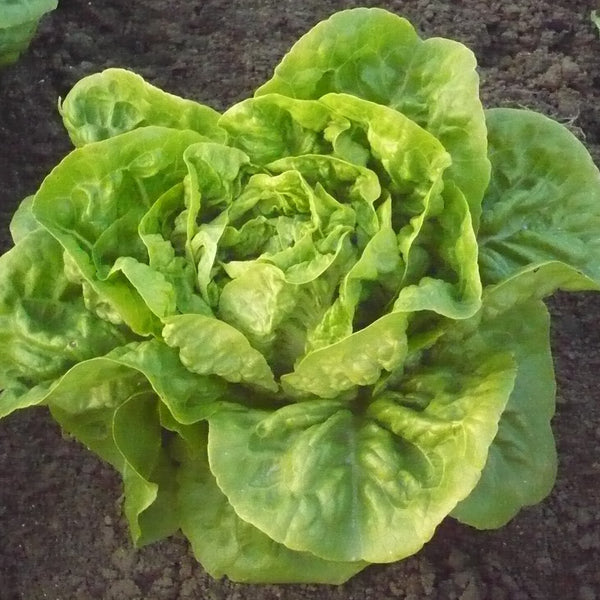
[[1, 1, 600, 599]]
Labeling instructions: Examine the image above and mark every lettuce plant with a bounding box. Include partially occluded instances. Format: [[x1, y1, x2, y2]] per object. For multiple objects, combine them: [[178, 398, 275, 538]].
[[0, 0, 57, 66], [1, 8, 600, 584]]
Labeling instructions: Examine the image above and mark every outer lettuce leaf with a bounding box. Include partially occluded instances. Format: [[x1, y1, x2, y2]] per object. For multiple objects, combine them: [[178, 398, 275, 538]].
[[113, 392, 181, 546], [98, 339, 227, 424], [37, 357, 150, 467], [449, 260, 597, 527], [50, 384, 180, 546], [480, 261, 599, 309], [208, 349, 515, 563], [0, 0, 57, 27], [174, 424, 367, 584], [0, 380, 54, 419], [59, 68, 226, 146], [256, 7, 490, 225], [450, 299, 556, 528], [479, 108, 600, 287], [0, 228, 126, 403], [7, 337, 225, 433], [12, 339, 227, 544]]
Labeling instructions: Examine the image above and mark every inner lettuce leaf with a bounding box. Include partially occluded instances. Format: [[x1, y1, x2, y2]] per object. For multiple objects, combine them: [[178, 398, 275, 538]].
[[2, 7, 600, 585], [163, 314, 278, 393]]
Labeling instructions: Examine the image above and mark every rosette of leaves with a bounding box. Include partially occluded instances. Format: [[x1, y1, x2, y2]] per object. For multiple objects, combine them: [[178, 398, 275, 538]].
[[2, 8, 600, 584], [0, 0, 57, 66]]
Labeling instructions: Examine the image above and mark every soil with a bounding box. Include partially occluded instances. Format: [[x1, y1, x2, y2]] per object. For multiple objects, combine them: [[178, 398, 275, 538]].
[[1, 1, 600, 599]]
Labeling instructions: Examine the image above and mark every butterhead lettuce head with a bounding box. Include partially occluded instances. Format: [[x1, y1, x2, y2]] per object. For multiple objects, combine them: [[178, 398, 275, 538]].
[[2, 8, 600, 583]]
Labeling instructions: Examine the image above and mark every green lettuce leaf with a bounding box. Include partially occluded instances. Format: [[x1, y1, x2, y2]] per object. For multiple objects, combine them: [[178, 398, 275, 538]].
[[450, 298, 556, 528], [0, 228, 126, 406], [38, 356, 150, 468], [448, 261, 596, 528], [222, 92, 481, 326], [281, 311, 409, 399], [479, 108, 600, 287], [137, 183, 213, 315], [49, 383, 180, 546], [208, 348, 515, 563], [181, 142, 251, 300], [113, 391, 181, 546], [174, 423, 367, 584], [59, 68, 226, 146], [8, 195, 40, 242], [7, 337, 225, 431], [14, 339, 228, 544], [163, 314, 278, 393]]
